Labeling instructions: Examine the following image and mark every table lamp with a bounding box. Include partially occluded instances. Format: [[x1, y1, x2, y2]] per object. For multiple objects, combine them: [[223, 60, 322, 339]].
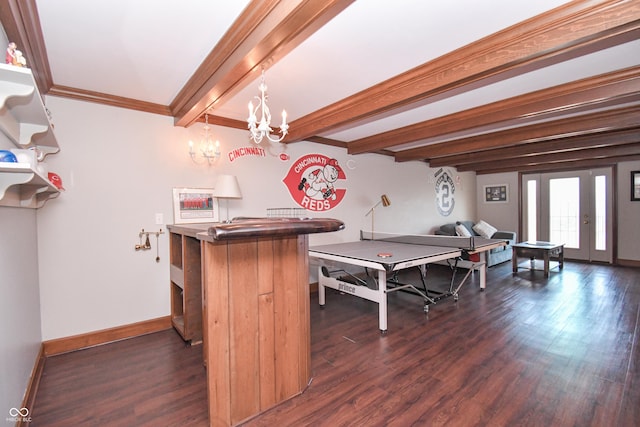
[[213, 175, 242, 222]]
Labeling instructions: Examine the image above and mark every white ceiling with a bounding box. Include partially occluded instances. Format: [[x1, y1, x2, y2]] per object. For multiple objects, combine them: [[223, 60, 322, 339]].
[[12, 0, 640, 171]]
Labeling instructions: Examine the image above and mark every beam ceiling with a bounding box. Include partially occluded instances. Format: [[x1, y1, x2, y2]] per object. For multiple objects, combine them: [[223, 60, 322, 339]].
[[1, 0, 638, 174]]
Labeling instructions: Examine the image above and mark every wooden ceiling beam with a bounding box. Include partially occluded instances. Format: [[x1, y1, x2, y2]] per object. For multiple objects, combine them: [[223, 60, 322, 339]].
[[476, 154, 640, 175], [457, 142, 640, 172], [428, 128, 640, 168], [172, 0, 355, 128], [285, 0, 640, 143], [394, 105, 640, 162], [348, 66, 640, 155]]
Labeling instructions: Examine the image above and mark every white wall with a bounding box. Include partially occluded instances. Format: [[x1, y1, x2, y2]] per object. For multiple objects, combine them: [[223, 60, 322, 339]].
[[476, 172, 519, 235], [617, 161, 640, 262], [35, 97, 476, 340], [0, 208, 42, 413]]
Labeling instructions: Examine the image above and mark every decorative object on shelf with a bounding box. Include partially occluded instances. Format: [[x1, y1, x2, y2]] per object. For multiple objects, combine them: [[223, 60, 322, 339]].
[[213, 174, 242, 223], [247, 68, 288, 144], [172, 187, 219, 224], [5, 42, 26, 67], [365, 194, 391, 239], [48, 172, 65, 190], [5, 42, 16, 64], [14, 50, 26, 67], [0, 150, 18, 163], [189, 112, 220, 165]]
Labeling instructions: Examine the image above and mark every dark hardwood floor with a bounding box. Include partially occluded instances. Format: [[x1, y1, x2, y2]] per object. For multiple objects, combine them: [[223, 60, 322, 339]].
[[31, 261, 639, 426]]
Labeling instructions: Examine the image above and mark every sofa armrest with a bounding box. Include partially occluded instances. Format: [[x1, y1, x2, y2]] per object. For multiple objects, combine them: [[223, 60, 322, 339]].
[[492, 231, 516, 243]]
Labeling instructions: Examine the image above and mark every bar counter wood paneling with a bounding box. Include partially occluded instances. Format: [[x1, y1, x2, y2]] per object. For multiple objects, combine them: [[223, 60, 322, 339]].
[[193, 218, 343, 426]]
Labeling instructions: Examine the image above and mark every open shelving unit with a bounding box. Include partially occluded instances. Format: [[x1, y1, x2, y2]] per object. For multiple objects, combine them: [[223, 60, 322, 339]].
[[168, 225, 205, 344], [0, 63, 60, 208]]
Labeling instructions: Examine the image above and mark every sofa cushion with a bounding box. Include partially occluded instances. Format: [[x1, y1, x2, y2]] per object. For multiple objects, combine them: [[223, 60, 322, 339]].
[[455, 224, 472, 237], [438, 223, 457, 236], [473, 220, 498, 238]]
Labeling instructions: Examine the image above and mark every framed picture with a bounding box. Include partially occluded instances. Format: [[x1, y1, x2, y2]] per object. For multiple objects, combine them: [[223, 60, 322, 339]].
[[632, 171, 640, 201], [483, 184, 508, 203], [172, 188, 219, 224]]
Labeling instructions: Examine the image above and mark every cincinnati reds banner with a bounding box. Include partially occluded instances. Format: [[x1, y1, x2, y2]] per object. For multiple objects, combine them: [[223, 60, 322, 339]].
[[283, 154, 347, 211]]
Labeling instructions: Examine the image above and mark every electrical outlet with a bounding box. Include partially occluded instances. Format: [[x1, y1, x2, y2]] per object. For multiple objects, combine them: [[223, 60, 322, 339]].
[[155, 213, 163, 225]]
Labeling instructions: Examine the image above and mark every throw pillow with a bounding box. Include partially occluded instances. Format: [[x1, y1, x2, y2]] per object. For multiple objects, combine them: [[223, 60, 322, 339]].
[[473, 220, 498, 238], [455, 224, 472, 237]]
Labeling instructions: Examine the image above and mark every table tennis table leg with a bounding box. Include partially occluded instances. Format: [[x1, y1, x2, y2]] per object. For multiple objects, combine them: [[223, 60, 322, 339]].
[[378, 269, 388, 334], [479, 252, 487, 291], [318, 266, 326, 307]]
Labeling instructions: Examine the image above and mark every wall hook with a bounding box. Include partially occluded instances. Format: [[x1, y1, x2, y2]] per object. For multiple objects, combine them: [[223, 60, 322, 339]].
[[135, 228, 164, 252]]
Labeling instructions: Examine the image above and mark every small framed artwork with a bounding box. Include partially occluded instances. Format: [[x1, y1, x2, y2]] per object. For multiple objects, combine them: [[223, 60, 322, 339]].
[[484, 184, 508, 203], [632, 171, 640, 201], [172, 188, 219, 224]]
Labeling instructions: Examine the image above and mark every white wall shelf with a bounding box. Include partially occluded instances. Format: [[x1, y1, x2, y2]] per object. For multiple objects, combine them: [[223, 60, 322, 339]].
[[0, 63, 60, 208], [0, 162, 60, 208], [0, 63, 59, 154]]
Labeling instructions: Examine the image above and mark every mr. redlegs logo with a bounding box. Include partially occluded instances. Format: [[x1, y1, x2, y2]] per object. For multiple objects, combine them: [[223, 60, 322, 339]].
[[283, 154, 347, 211]]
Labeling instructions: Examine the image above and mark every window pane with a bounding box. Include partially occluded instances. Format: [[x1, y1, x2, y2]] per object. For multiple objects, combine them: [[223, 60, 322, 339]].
[[595, 175, 606, 251], [549, 177, 579, 248], [527, 180, 537, 241]]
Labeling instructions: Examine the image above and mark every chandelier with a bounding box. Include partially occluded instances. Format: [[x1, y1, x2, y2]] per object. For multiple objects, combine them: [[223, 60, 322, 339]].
[[189, 113, 220, 165], [247, 69, 288, 144]]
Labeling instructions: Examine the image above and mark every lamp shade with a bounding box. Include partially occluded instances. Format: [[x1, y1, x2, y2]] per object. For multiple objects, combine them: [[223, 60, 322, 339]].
[[213, 175, 242, 199]]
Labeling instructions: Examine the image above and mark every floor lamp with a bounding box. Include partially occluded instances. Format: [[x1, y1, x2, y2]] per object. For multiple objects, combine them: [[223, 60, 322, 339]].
[[365, 194, 391, 239], [213, 175, 242, 223]]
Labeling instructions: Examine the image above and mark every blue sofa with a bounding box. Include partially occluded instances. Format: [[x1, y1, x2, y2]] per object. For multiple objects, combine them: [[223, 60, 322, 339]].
[[435, 220, 516, 267]]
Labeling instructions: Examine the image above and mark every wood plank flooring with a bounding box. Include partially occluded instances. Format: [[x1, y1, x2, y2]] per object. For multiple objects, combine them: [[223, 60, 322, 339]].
[[31, 261, 639, 426]]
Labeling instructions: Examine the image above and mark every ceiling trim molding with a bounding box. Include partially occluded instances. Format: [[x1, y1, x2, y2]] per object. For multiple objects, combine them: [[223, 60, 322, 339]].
[[171, 0, 355, 128], [348, 66, 640, 155], [285, 0, 640, 142], [48, 85, 172, 116]]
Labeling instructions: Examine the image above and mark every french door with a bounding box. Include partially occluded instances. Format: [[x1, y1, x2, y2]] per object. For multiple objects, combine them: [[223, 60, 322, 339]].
[[522, 168, 613, 263]]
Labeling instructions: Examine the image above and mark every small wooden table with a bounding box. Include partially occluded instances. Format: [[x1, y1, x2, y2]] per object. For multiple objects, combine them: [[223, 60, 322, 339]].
[[512, 241, 564, 278]]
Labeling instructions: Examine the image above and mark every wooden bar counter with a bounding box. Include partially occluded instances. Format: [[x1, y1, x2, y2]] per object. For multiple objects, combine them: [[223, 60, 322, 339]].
[[194, 218, 343, 426]]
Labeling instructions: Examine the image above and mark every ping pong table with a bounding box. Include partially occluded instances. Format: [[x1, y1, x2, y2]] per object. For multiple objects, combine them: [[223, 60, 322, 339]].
[[309, 231, 507, 333]]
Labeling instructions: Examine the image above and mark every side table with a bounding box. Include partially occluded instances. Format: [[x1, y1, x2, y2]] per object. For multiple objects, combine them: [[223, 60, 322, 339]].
[[512, 241, 564, 278]]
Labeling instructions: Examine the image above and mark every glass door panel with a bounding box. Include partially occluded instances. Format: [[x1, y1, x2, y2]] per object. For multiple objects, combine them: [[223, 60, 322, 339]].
[[522, 168, 612, 263]]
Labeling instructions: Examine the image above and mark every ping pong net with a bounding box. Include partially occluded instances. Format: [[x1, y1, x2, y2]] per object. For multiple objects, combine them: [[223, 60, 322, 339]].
[[360, 230, 477, 250]]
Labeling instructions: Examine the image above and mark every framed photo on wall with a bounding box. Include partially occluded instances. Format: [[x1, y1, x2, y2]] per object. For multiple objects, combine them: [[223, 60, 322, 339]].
[[172, 188, 219, 224], [483, 184, 508, 203], [632, 171, 640, 201]]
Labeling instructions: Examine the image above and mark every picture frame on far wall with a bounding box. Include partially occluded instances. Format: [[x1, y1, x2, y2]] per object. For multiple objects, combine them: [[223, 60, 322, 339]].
[[172, 188, 219, 224], [632, 171, 640, 201], [484, 184, 508, 203]]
